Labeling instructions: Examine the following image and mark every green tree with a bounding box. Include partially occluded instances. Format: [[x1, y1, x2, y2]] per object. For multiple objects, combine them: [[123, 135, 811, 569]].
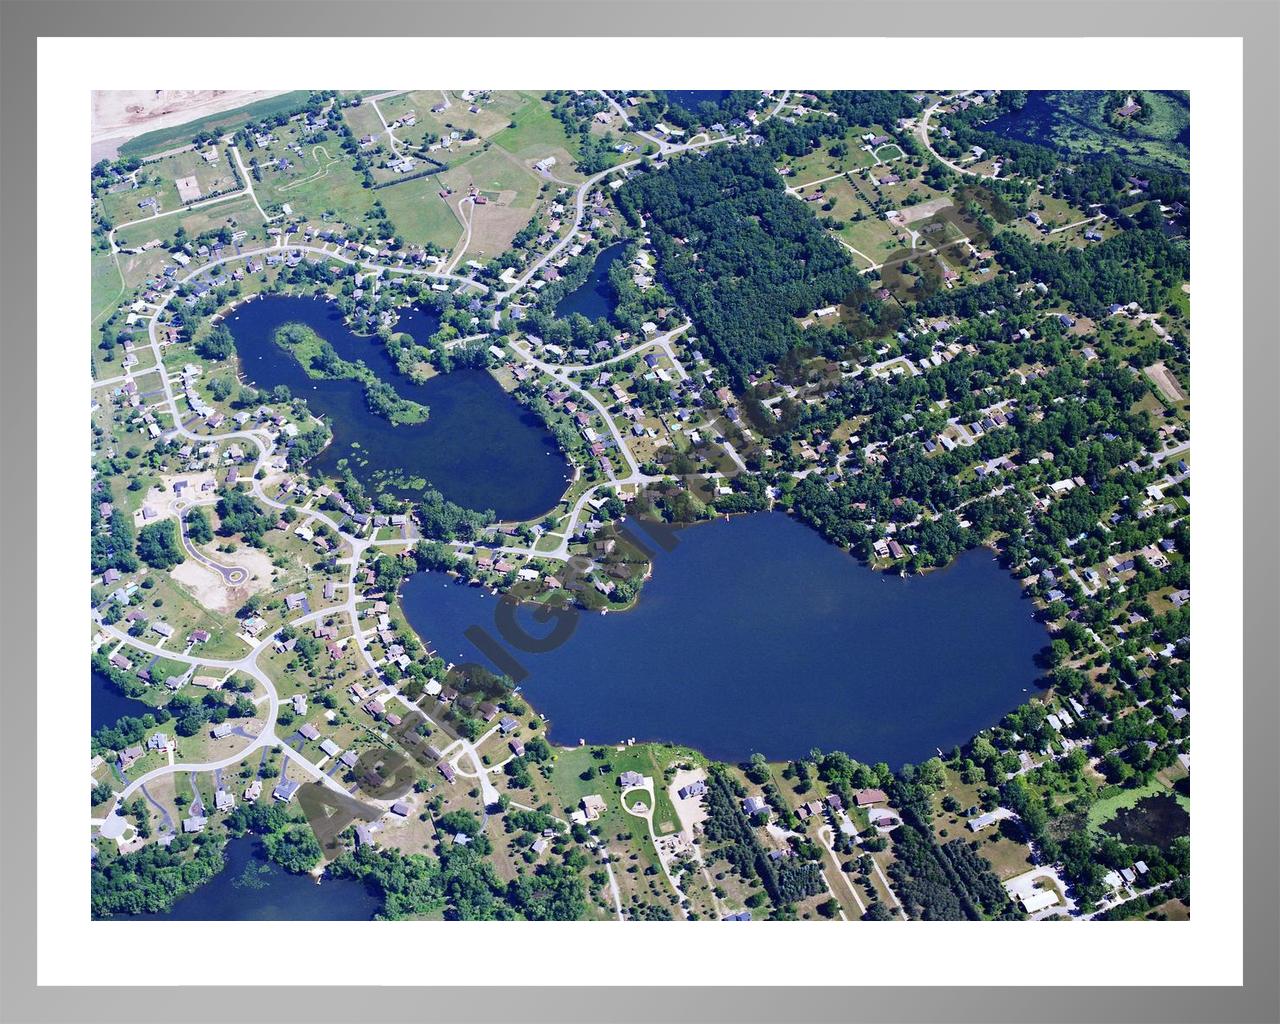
[[262, 825, 323, 873], [195, 324, 235, 361], [185, 506, 213, 544], [136, 520, 184, 570]]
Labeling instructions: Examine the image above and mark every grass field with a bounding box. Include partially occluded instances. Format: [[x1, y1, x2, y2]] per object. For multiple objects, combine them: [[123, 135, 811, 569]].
[[112, 194, 269, 289], [91, 249, 127, 346], [340, 101, 388, 143], [440, 145, 542, 208], [798, 174, 906, 268], [255, 145, 373, 224], [374, 181, 465, 251], [118, 92, 313, 160], [783, 126, 880, 186], [1086, 777, 1189, 832], [383, 90, 530, 149], [491, 95, 581, 164]]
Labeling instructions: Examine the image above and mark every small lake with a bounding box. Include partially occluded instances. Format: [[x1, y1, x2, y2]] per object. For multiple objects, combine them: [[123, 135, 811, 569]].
[[665, 90, 733, 113], [92, 669, 151, 732], [400, 512, 1050, 765], [125, 835, 380, 921], [226, 295, 571, 521], [554, 243, 625, 321], [981, 91, 1063, 148]]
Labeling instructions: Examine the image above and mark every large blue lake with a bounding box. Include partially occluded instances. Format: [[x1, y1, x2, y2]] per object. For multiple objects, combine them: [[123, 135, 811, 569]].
[[400, 512, 1049, 765], [225, 295, 571, 521], [554, 243, 625, 321]]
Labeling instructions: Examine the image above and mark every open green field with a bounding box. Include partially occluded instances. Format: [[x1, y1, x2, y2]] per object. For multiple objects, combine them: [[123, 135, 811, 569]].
[[382, 90, 530, 150], [374, 181, 465, 251], [117, 92, 313, 159], [1086, 777, 1189, 832], [783, 125, 880, 186], [340, 101, 388, 143], [254, 144, 373, 225], [797, 175, 904, 268], [91, 249, 127, 343], [440, 145, 542, 207], [492, 95, 583, 166], [99, 179, 181, 228], [876, 177, 950, 211]]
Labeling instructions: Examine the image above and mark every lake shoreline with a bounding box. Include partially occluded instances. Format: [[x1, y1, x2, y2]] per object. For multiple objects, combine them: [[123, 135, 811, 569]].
[[397, 511, 1049, 766]]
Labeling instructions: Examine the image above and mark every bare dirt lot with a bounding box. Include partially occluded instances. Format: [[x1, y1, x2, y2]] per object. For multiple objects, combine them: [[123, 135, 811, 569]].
[[92, 90, 289, 161], [171, 545, 274, 614], [1145, 361, 1186, 403]]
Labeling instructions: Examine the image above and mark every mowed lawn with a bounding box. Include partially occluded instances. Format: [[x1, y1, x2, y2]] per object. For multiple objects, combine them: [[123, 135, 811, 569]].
[[550, 743, 688, 837]]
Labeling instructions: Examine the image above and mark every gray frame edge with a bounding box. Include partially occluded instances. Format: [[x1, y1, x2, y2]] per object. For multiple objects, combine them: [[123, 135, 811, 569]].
[[0, 2, 1276, 1022]]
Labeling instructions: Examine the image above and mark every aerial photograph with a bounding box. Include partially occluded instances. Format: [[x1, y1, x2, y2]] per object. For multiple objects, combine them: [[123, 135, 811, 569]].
[[88, 88, 1191, 924]]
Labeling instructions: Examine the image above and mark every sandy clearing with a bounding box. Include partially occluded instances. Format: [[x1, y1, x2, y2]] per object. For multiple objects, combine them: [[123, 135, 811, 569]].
[[1145, 362, 1186, 403], [898, 195, 955, 224], [92, 90, 290, 160], [669, 767, 709, 838], [170, 544, 274, 614]]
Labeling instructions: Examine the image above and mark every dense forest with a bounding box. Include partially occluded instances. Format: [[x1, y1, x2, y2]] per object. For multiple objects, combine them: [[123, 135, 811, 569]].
[[994, 229, 1189, 318], [615, 145, 866, 383], [329, 841, 585, 921], [91, 834, 225, 918]]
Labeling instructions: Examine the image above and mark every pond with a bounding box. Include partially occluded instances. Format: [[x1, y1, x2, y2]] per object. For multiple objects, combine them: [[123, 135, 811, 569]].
[[389, 303, 442, 346], [226, 295, 571, 521], [665, 90, 733, 113], [92, 669, 151, 732], [1101, 793, 1190, 848], [123, 835, 381, 921], [980, 91, 1064, 149], [399, 512, 1050, 765], [554, 243, 625, 321]]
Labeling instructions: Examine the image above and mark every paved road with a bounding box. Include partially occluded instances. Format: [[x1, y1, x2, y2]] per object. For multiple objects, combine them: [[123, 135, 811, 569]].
[[173, 496, 248, 584], [916, 91, 998, 180]]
